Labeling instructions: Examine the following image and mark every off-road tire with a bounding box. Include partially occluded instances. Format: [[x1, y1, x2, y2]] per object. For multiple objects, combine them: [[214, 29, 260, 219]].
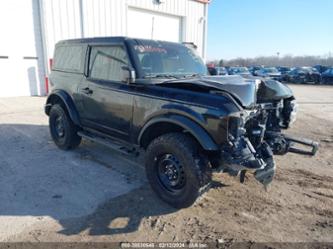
[[49, 104, 81, 150], [145, 132, 212, 209]]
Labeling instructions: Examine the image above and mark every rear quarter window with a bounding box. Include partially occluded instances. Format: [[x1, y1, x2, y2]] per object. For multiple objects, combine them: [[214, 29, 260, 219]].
[[53, 45, 85, 73]]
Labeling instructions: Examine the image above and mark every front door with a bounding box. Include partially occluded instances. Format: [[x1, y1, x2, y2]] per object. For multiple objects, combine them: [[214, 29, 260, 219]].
[[80, 45, 133, 141]]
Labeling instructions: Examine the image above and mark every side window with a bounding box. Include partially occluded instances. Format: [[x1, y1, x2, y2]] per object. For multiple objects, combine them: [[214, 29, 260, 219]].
[[53, 45, 84, 72], [89, 46, 129, 82]]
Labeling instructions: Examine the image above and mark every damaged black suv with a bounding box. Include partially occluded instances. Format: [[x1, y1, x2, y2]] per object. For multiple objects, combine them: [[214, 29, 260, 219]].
[[45, 37, 318, 208]]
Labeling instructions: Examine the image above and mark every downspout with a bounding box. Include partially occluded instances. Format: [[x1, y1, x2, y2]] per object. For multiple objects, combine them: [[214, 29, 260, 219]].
[[37, 0, 49, 96], [202, 2, 208, 62], [79, 0, 85, 38]]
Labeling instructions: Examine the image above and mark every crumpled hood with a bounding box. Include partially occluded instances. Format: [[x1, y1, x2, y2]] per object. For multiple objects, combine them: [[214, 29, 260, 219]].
[[202, 75, 294, 105], [256, 79, 293, 102], [157, 75, 294, 108], [156, 75, 257, 108], [200, 76, 257, 108]]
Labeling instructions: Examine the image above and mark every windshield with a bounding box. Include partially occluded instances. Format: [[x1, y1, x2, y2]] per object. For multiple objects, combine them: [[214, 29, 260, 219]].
[[279, 67, 290, 72], [299, 67, 318, 73], [324, 69, 332, 74], [232, 67, 249, 73], [131, 40, 207, 78], [264, 67, 279, 73]]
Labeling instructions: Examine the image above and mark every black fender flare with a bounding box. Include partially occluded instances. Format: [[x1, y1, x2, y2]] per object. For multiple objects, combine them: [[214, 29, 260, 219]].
[[138, 115, 219, 151], [45, 90, 81, 126]]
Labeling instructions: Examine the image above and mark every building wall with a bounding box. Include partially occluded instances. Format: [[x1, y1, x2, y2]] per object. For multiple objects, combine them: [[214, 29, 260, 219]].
[[0, 0, 208, 97], [0, 0, 46, 97], [41, 0, 208, 74]]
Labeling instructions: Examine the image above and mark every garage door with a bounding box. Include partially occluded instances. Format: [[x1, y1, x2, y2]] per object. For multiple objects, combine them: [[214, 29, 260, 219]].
[[127, 8, 181, 42], [0, 0, 43, 97]]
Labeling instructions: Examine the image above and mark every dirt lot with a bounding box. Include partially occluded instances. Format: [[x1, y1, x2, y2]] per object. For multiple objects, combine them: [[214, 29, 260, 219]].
[[0, 84, 332, 244]]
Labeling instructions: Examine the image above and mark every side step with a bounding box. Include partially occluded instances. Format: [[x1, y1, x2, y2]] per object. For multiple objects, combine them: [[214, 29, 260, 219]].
[[77, 131, 140, 157]]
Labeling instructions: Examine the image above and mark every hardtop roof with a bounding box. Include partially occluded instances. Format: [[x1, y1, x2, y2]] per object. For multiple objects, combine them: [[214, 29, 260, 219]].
[[56, 36, 128, 46], [55, 36, 181, 46]]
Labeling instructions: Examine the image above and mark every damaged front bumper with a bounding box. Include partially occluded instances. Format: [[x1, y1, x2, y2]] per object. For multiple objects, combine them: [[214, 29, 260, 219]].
[[219, 135, 277, 188], [218, 131, 319, 188], [216, 100, 319, 188], [265, 131, 319, 156]]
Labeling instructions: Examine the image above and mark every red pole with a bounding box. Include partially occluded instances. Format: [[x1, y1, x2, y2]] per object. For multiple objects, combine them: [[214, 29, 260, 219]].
[[45, 76, 49, 95], [45, 58, 52, 96], [49, 58, 53, 70]]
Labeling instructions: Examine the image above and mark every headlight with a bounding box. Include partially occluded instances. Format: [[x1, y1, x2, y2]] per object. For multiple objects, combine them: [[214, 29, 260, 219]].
[[289, 100, 298, 125], [254, 79, 262, 91], [280, 99, 298, 128], [226, 110, 253, 141]]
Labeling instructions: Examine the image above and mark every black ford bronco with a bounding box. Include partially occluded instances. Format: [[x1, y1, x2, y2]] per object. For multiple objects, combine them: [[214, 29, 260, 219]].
[[45, 37, 318, 208]]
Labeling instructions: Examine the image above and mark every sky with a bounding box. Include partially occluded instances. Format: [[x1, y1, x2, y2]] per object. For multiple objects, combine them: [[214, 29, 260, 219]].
[[207, 0, 333, 60]]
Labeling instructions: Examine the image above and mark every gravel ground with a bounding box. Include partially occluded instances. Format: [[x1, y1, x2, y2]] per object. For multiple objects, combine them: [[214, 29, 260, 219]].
[[0, 84, 332, 244]]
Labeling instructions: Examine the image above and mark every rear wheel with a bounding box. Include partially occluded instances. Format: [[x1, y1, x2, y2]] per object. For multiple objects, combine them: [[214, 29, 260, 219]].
[[145, 133, 212, 208], [49, 104, 81, 150]]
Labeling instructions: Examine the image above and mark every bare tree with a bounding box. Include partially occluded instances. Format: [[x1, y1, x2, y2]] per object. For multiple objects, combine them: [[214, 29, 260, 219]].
[[208, 55, 333, 68]]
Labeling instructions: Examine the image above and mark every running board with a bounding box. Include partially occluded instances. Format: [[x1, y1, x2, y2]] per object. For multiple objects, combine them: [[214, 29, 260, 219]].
[[77, 131, 140, 157]]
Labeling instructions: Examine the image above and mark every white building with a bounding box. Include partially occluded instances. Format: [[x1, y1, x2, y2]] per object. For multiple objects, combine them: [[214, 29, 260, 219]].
[[0, 0, 209, 97]]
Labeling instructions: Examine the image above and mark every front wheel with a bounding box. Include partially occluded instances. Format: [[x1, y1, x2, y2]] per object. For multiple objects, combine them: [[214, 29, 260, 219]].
[[145, 133, 212, 209], [49, 104, 81, 150]]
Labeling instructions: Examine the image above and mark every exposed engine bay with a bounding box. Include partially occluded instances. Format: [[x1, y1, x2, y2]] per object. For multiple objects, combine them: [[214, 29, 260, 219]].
[[218, 78, 319, 187]]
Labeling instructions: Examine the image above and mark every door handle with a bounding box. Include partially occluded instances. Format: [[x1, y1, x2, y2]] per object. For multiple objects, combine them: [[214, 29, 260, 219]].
[[81, 87, 93, 95]]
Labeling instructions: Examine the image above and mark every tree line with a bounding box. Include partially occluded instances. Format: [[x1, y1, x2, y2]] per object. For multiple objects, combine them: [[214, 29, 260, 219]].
[[209, 55, 333, 67]]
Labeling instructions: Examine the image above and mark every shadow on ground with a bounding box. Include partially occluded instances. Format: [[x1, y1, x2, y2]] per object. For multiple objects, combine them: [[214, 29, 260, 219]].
[[58, 181, 229, 236], [0, 124, 177, 236], [58, 186, 175, 236]]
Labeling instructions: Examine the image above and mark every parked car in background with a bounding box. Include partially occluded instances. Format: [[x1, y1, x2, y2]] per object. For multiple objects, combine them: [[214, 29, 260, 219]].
[[255, 67, 281, 80], [284, 67, 321, 84], [228, 67, 251, 76], [217, 67, 229, 75], [321, 68, 333, 84], [208, 66, 228, 76], [277, 67, 292, 82], [207, 66, 217, 75], [314, 65, 330, 74], [277, 66, 291, 74], [249, 66, 263, 76]]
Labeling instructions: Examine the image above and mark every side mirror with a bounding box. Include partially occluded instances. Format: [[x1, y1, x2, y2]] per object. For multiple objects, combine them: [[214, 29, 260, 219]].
[[121, 66, 136, 84]]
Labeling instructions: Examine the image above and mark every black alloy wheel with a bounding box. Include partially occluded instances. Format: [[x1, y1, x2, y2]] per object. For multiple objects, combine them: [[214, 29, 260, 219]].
[[49, 104, 81, 150]]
